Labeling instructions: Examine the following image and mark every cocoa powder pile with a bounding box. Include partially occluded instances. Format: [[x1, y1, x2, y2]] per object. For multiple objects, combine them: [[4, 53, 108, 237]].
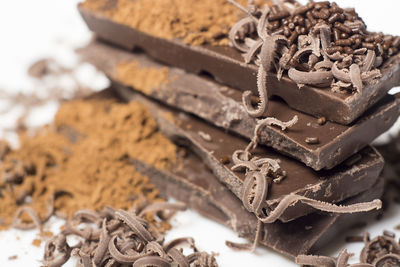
[[81, 0, 259, 46], [0, 95, 179, 231]]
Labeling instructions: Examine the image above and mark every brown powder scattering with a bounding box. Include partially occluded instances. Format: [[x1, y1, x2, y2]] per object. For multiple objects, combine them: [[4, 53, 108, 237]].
[[32, 238, 41, 247], [8, 255, 18, 261], [0, 97, 178, 231], [81, 0, 254, 46], [116, 61, 170, 95], [0, 140, 10, 160]]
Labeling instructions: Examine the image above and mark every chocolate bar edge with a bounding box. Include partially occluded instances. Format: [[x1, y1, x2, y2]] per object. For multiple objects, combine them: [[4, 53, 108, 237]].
[[78, 5, 400, 125]]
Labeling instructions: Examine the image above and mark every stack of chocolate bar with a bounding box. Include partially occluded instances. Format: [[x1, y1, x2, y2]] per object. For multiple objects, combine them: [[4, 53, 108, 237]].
[[77, 0, 400, 260]]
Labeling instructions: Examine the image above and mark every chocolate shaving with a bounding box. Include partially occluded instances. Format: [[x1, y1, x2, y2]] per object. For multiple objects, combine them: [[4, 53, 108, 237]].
[[296, 254, 336, 267], [247, 115, 299, 151], [374, 254, 400, 267], [131, 256, 171, 267], [242, 66, 269, 117], [187, 251, 218, 267], [164, 237, 197, 252], [241, 172, 269, 214], [225, 220, 262, 252], [168, 248, 189, 267], [244, 39, 263, 64], [73, 209, 101, 223], [146, 241, 168, 258], [228, 0, 398, 95], [332, 62, 352, 83], [258, 194, 381, 223], [11, 207, 42, 230], [360, 235, 400, 264], [350, 64, 363, 93], [297, 231, 400, 267], [93, 219, 111, 265], [139, 202, 186, 217], [42, 203, 217, 267], [228, 17, 256, 52], [362, 50, 376, 72], [288, 68, 333, 86], [115, 210, 154, 242]]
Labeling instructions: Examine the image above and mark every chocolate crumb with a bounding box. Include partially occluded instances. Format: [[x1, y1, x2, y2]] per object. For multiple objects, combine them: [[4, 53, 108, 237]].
[[198, 131, 212, 142], [28, 58, 53, 78], [32, 238, 42, 247], [219, 156, 230, 165], [305, 137, 319, 144], [8, 255, 18, 261], [317, 117, 326, 125], [384, 230, 396, 238]]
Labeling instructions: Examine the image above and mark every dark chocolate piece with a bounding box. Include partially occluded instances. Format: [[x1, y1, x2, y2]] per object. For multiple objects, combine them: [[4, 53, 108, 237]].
[[78, 6, 400, 124], [114, 85, 384, 222], [132, 149, 384, 259], [79, 41, 400, 171], [85, 88, 383, 259]]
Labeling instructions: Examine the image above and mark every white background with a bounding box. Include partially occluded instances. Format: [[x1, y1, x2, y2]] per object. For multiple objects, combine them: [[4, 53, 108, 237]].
[[0, 1, 399, 266]]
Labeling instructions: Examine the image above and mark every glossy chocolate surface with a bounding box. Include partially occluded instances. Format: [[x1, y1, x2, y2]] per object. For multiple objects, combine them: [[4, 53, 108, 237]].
[[114, 84, 384, 222], [79, 41, 400, 170]]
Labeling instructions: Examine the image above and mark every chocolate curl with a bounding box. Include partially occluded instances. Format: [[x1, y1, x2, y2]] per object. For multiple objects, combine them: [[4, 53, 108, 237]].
[[115, 210, 154, 242], [258, 195, 382, 223], [296, 254, 336, 267], [11, 206, 42, 230]]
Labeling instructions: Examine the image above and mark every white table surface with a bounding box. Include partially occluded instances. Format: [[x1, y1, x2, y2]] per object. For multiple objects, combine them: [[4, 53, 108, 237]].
[[0, 1, 399, 266]]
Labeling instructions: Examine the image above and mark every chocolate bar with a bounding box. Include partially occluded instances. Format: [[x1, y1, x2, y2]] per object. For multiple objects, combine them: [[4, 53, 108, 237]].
[[84, 88, 383, 259], [79, 40, 400, 171], [114, 84, 384, 222], [131, 146, 384, 259], [78, 3, 400, 124]]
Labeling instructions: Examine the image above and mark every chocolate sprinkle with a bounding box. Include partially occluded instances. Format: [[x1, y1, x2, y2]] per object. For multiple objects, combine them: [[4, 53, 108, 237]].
[[228, 0, 399, 94]]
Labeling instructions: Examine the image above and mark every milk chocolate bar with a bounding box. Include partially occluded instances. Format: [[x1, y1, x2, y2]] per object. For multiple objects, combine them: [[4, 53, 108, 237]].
[[79, 41, 400, 170], [114, 85, 384, 222], [131, 148, 384, 259], [78, 4, 400, 124]]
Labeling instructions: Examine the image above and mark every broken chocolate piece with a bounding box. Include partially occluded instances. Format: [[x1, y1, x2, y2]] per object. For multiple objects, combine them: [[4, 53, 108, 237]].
[[78, 5, 400, 124], [78, 88, 383, 259], [132, 149, 384, 259], [114, 85, 384, 222], [79, 41, 400, 171]]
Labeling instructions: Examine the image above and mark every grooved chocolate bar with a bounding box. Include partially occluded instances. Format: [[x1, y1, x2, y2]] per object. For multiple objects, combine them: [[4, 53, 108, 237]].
[[79, 41, 400, 170], [78, 4, 400, 124], [131, 146, 384, 259], [114, 84, 384, 222]]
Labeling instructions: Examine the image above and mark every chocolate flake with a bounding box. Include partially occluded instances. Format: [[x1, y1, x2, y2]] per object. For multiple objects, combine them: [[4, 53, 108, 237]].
[[43, 203, 217, 267], [198, 131, 212, 142], [305, 137, 319, 144], [298, 232, 400, 267]]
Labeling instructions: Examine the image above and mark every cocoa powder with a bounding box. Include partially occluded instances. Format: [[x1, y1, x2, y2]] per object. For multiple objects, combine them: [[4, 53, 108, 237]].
[[116, 61, 170, 95], [81, 0, 253, 46], [0, 96, 179, 231]]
